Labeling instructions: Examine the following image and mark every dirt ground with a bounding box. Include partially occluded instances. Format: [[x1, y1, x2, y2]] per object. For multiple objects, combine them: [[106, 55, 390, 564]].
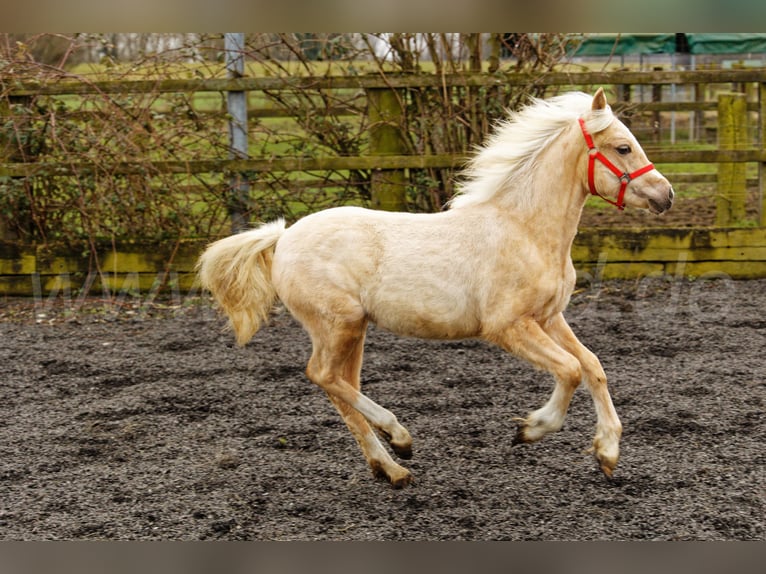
[[0, 275, 764, 540]]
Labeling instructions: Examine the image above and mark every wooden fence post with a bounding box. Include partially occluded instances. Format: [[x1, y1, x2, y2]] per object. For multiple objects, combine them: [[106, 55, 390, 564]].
[[617, 81, 631, 128], [0, 93, 33, 240], [367, 87, 407, 211], [0, 95, 11, 240], [716, 92, 747, 226], [652, 67, 663, 143], [760, 82, 766, 227], [693, 82, 705, 142]]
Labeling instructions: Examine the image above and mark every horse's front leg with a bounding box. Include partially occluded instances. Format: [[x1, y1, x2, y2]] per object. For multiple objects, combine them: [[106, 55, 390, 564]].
[[490, 318, 583, 445], [543, 313, 622, 478]]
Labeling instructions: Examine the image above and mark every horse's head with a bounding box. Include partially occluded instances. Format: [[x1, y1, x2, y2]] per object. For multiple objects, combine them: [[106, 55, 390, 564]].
[[580, 88, 674, 214]]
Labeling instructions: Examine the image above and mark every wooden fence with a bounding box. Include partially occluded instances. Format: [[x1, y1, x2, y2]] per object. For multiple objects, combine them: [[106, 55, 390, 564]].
[[2, 68, 766, 296]]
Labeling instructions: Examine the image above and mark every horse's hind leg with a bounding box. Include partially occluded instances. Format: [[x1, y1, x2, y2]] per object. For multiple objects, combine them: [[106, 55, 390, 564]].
[[327, 396, 412, 487], [304, 314, 413, 487], [324, 324, 413, 487]]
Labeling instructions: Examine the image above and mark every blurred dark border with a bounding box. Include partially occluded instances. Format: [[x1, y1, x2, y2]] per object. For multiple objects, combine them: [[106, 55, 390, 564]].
[[3, 1, 766, 32], [0, 542, 764, 574]]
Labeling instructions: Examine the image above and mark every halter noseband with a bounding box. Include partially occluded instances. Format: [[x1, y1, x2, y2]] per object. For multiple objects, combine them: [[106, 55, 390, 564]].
[[578, 117, 655, 210]]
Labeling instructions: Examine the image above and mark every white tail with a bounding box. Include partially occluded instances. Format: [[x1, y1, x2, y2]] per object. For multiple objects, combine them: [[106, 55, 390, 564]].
[[196, 220, 286, 346]]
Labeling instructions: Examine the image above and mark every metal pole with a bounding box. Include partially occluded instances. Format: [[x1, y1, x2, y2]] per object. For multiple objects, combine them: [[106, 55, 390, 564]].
[[225, 33, 249, 233]]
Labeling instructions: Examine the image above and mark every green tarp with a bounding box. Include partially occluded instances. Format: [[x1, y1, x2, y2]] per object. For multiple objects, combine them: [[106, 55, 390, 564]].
[[570, 34, 676, 56], [569, 33, 766, 56], [686, 33, 766, 54]]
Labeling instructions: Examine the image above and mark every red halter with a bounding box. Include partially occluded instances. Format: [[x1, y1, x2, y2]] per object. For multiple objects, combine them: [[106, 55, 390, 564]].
[[578, 118, 655, 210]]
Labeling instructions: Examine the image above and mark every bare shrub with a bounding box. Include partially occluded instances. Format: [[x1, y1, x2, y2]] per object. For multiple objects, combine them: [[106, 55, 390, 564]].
[[0, 33, 577, 248]]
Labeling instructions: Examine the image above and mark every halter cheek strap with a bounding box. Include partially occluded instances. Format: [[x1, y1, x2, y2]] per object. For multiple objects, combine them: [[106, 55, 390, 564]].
[[578, 118, 655, 211]]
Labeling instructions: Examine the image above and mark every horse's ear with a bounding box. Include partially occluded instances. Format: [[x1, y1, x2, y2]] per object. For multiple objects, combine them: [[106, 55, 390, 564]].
[[592, 87, 607, 111]]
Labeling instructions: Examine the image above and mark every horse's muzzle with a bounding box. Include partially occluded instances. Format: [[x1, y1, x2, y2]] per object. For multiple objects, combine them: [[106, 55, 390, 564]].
[[648, 186, 674, 214]]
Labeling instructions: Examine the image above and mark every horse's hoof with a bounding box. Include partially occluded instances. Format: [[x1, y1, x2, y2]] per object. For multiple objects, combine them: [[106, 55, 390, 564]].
[[390, 472, 414, 489], [370, 461, 413, 488], [379, 428, 412, 459], [594, 451, 618, 480], [391, 442, 413, 460], [511, 418, 529, 446]]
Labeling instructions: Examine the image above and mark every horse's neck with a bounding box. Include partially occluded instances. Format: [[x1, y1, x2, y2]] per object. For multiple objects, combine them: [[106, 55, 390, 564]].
[[504, 129, 588, 258], [526, 181, 586, 260]]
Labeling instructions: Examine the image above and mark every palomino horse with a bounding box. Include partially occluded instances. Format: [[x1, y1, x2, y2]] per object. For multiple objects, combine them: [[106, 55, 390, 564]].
[[197, 88, 673, 487]]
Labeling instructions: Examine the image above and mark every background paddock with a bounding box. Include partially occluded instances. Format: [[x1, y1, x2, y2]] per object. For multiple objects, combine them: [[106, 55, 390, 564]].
[[0, 277, 762, 540]]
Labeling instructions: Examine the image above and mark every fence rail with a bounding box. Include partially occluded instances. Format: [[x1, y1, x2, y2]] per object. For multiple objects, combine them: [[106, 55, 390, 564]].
[[2, 67, 766, 294], [6, 68, 766, 95], [3, 227, 766, 299], [1, 149, 765, 179]]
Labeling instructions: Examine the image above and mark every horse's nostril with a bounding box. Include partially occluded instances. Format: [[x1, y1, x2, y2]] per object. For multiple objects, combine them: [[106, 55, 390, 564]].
[[668, 187, 675, 200]]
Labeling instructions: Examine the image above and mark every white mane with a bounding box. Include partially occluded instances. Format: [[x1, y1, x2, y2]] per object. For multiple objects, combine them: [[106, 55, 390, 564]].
[[449, 92, 615, 211]]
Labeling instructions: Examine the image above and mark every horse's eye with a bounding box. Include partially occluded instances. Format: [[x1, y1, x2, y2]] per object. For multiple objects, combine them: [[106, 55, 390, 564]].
[[616, 145, 632, 155]]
